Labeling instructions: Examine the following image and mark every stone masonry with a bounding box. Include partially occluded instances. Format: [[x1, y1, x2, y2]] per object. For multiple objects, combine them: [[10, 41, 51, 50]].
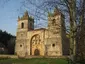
[[15, 8, 70, 58]]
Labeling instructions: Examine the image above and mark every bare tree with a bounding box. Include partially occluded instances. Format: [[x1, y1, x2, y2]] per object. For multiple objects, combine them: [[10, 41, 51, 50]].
[[76, 0, 85, 61], [1, 0, 85, 63]]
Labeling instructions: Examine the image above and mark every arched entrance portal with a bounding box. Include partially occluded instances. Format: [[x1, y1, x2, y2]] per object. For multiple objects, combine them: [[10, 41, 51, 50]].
[[30, 34, 41, 55], [30, 34, 44, 56], [34, 49, 40, 55]]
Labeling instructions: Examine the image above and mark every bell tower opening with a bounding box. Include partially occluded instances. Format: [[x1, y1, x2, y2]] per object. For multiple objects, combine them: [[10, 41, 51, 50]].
[[21, 22, 24, 28]]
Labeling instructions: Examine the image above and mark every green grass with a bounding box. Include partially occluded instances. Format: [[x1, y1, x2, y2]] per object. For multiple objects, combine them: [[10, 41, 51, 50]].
[[0, 58, 68, 64]]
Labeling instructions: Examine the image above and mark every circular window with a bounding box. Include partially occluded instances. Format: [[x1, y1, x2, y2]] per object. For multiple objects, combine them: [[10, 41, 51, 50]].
[[20, 45, 22, 47], [52, 44, 55, 47]]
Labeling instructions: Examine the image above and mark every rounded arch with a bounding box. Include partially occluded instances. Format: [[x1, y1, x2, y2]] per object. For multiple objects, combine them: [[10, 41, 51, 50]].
[[34, 49, 40, 55], [31, 34, 40, 39], [21, 22, 24, 28], [30, 34, 40, 55]]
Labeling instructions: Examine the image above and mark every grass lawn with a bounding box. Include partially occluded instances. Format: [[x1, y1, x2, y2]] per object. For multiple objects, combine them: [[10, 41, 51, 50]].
[[0, 58, 68, 64]]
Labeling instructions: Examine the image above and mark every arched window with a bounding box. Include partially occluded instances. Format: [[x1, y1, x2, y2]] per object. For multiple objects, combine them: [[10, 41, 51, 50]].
[[31, 34, 41, 44], [21, 22, 24, 28], [52, 19, 56, 26]]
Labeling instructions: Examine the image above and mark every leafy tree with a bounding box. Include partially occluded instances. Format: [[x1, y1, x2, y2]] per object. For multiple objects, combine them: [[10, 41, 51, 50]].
[[0, 29, 16, 54], [7, 37, 15, 54]]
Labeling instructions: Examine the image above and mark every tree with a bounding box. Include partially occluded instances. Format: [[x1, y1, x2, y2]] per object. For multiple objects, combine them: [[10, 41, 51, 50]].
[[7, 37, 15, 54], [1, 0, 85, 63], [0, 29, 16, 54], [22, 0, 85, 62], [76, 0, 85, 61]]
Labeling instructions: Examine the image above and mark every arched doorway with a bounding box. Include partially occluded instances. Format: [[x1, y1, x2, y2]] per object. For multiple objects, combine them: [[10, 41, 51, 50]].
[[30, 34, 41, 55], [34, 49, 40, 55]]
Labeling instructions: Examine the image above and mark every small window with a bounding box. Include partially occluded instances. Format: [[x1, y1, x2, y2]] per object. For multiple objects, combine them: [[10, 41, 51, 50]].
[[21, 22, 24, 28], [52, 44, 55, 47], [53, 19, 56, 22], [52, 19, 56, 25], [20, 45, 22, 47]]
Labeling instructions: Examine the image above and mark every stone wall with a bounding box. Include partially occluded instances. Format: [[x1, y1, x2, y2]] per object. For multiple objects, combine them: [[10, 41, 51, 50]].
[[0, 55, 18, 58], [0, 55, 69, 59]]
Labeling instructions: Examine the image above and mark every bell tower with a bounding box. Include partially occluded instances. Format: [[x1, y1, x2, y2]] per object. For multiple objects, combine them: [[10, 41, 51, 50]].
[[48, 8, 62, 35], [17, 10, 34, 31], [15, 10, 34, 57], [47, 8, 66, 56]]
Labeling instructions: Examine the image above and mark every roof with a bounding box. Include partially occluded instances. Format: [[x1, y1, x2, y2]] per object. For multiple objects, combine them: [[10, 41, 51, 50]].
[[28, 28, 47, 31]]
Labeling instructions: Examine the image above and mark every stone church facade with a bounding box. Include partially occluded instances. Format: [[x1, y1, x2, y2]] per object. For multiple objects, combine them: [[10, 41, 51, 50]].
[[15, 8, 69, 57]]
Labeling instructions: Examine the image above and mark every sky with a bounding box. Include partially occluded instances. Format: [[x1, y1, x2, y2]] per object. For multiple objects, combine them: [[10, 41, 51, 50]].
[[0, 0, 65, 36], [0, 0, 48, 36], [0, 0, 23, 36]]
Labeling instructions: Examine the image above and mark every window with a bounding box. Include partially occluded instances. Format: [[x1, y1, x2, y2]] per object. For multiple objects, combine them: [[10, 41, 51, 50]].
[[52, 44, 55, 47], [21, 22, 24, 28], [20, 45, 22, 47], [31, 34, 41, 44], [52, 19, 56, 25]]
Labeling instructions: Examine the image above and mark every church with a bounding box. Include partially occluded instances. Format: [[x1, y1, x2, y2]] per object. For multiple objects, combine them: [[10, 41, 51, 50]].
[[15, 8, 69, 57]]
